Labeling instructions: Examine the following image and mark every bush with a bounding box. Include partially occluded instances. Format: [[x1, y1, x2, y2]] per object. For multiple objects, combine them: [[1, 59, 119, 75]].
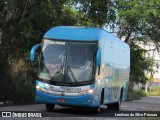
[[146, 86, 160, 96], [0, 58, 36, 104], [128, 89, 146, 100], [10, 58, 36, 104]]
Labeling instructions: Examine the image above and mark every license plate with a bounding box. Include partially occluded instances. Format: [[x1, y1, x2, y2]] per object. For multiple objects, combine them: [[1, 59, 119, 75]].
[[57, 99, 68, 102]]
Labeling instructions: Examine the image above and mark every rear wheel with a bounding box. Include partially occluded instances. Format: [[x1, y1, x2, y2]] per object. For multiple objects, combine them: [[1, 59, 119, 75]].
[[107, 102, 120, 110], [114, 100, 121, 110], [46, 104, 55, 111], [107, 103, 114, 110], [114, 90, 123, 110]]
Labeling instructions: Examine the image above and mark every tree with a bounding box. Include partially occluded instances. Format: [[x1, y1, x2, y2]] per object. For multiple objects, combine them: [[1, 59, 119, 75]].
[[116, 0, 160, 46], [74, 0, 116, 27], [115, 0, 159, 87], [129, 41, 154, 88]]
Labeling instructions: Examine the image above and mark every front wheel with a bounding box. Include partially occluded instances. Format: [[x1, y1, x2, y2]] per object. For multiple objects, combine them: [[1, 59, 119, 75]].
[[91, 106, 101, 114], [91, 93, 103, 114], [46, 104, 55, 111]]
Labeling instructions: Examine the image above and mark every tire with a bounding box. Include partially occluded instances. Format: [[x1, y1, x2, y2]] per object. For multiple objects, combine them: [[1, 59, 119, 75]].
[[91, 91, 103, 114], [114, 101, 121, 110], [114, 90, 122, 110], [46, 104, 55, 111], [91, 106, 101, 114], [108, 91, 122, 110], [107, 104, 114, 110]]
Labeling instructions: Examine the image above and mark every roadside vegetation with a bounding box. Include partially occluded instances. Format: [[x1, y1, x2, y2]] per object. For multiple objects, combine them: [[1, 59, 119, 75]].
[[128, 89, 146, 100], [0, 0, 159, 104], [128, 86, 160, 100], [146, 86, 160, 96]]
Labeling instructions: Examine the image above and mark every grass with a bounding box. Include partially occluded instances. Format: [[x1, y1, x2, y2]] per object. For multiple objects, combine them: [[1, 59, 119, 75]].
[[128, 86, 160, 100], [146, 86, 160, 96], [128, 89, 147, 100]]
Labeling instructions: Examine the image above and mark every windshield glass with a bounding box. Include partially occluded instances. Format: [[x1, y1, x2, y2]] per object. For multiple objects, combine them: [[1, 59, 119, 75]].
[[38, 39, 97, 85], [38, 40, 66, 81], [68, 42, 97, 82]]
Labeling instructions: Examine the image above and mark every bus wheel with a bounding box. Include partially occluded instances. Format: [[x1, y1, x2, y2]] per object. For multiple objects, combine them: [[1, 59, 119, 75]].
[[46, 104, 55, 111], [107, 100, 121, 110], [91, 92, 103, 114], [107, 104, 114, 110], [114, 101, 120, 110], [114, 92, 122, 110], [91, 106, 100, 114]]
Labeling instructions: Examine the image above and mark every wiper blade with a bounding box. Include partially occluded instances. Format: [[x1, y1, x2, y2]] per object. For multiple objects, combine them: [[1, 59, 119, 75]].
[[51, 65, 63, 80], [67, 65, 77, 82]]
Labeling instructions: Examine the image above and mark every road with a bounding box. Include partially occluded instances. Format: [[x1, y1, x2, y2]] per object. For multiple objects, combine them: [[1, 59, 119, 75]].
[[0, 96, 160, 119]]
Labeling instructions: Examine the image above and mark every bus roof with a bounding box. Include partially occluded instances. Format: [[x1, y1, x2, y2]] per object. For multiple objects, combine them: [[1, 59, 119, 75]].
[[43, 26, 126, 46], [44, 26, 106, 41]]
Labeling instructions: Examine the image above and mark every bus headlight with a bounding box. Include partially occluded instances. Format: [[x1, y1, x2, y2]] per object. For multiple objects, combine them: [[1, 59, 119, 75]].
[[36, 85, 40, 90], [88, 89, 94, 94], [81, 89, 94, 95], [36, 85, 46, 92]]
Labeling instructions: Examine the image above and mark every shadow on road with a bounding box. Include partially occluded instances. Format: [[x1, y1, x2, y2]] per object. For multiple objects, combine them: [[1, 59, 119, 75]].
[[45, 106, 117, 117]]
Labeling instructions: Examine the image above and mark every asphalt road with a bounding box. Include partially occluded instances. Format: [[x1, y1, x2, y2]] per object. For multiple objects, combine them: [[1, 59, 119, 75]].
[[0, 96, 160, 120]]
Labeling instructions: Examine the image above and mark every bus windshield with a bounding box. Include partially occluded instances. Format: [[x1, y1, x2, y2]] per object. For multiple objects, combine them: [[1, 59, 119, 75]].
[[38, 39, 97, 85]]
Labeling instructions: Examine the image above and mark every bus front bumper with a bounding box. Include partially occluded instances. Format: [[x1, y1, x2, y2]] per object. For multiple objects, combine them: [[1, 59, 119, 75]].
[[35, 90, 99, 107]]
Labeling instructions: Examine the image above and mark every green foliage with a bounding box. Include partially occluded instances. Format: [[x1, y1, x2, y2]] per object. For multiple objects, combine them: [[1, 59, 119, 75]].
[[1, 0, 64, 53], [129, 42, 154, 87], [128, 89, 146, 100], [115, 0, 159, 90], [74, 0, 117, 27], [117, 0, 160, 46], [0, 56, 36, 103], [146, 86, 160, 96]]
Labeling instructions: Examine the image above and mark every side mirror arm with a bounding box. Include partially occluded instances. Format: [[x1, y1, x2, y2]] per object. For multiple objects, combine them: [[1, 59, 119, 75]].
[[30, 44, 40, 61]]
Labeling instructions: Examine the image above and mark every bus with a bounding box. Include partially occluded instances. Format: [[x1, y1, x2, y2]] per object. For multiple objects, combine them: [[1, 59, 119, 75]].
[[30, 26, 130, 113]]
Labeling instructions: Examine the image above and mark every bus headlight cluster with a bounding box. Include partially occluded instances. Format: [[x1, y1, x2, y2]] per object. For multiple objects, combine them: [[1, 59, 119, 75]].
[[36, 85, 46, 92], [36, 85, 40, 89], [88, 89, 94, 94], [81, 89, 94, 95]]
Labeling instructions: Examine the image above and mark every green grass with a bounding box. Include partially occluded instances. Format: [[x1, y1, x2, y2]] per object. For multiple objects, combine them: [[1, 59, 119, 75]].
[[128, 89, 147, 100], [128, 86, 160, 100], [146, 86, 160, 96]]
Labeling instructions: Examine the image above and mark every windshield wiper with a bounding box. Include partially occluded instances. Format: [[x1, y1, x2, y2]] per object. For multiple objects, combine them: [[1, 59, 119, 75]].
[[67, 65, 77, 82], [51, 65, 64, 80]]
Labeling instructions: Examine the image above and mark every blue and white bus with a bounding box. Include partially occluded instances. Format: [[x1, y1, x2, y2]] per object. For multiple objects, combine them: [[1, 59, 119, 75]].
[[30, 26, 130, 113]]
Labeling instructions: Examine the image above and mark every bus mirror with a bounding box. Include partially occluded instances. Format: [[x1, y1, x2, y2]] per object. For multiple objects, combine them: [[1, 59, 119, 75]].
[[96, 48, 101, 66], [30, 44, 40, 61]]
